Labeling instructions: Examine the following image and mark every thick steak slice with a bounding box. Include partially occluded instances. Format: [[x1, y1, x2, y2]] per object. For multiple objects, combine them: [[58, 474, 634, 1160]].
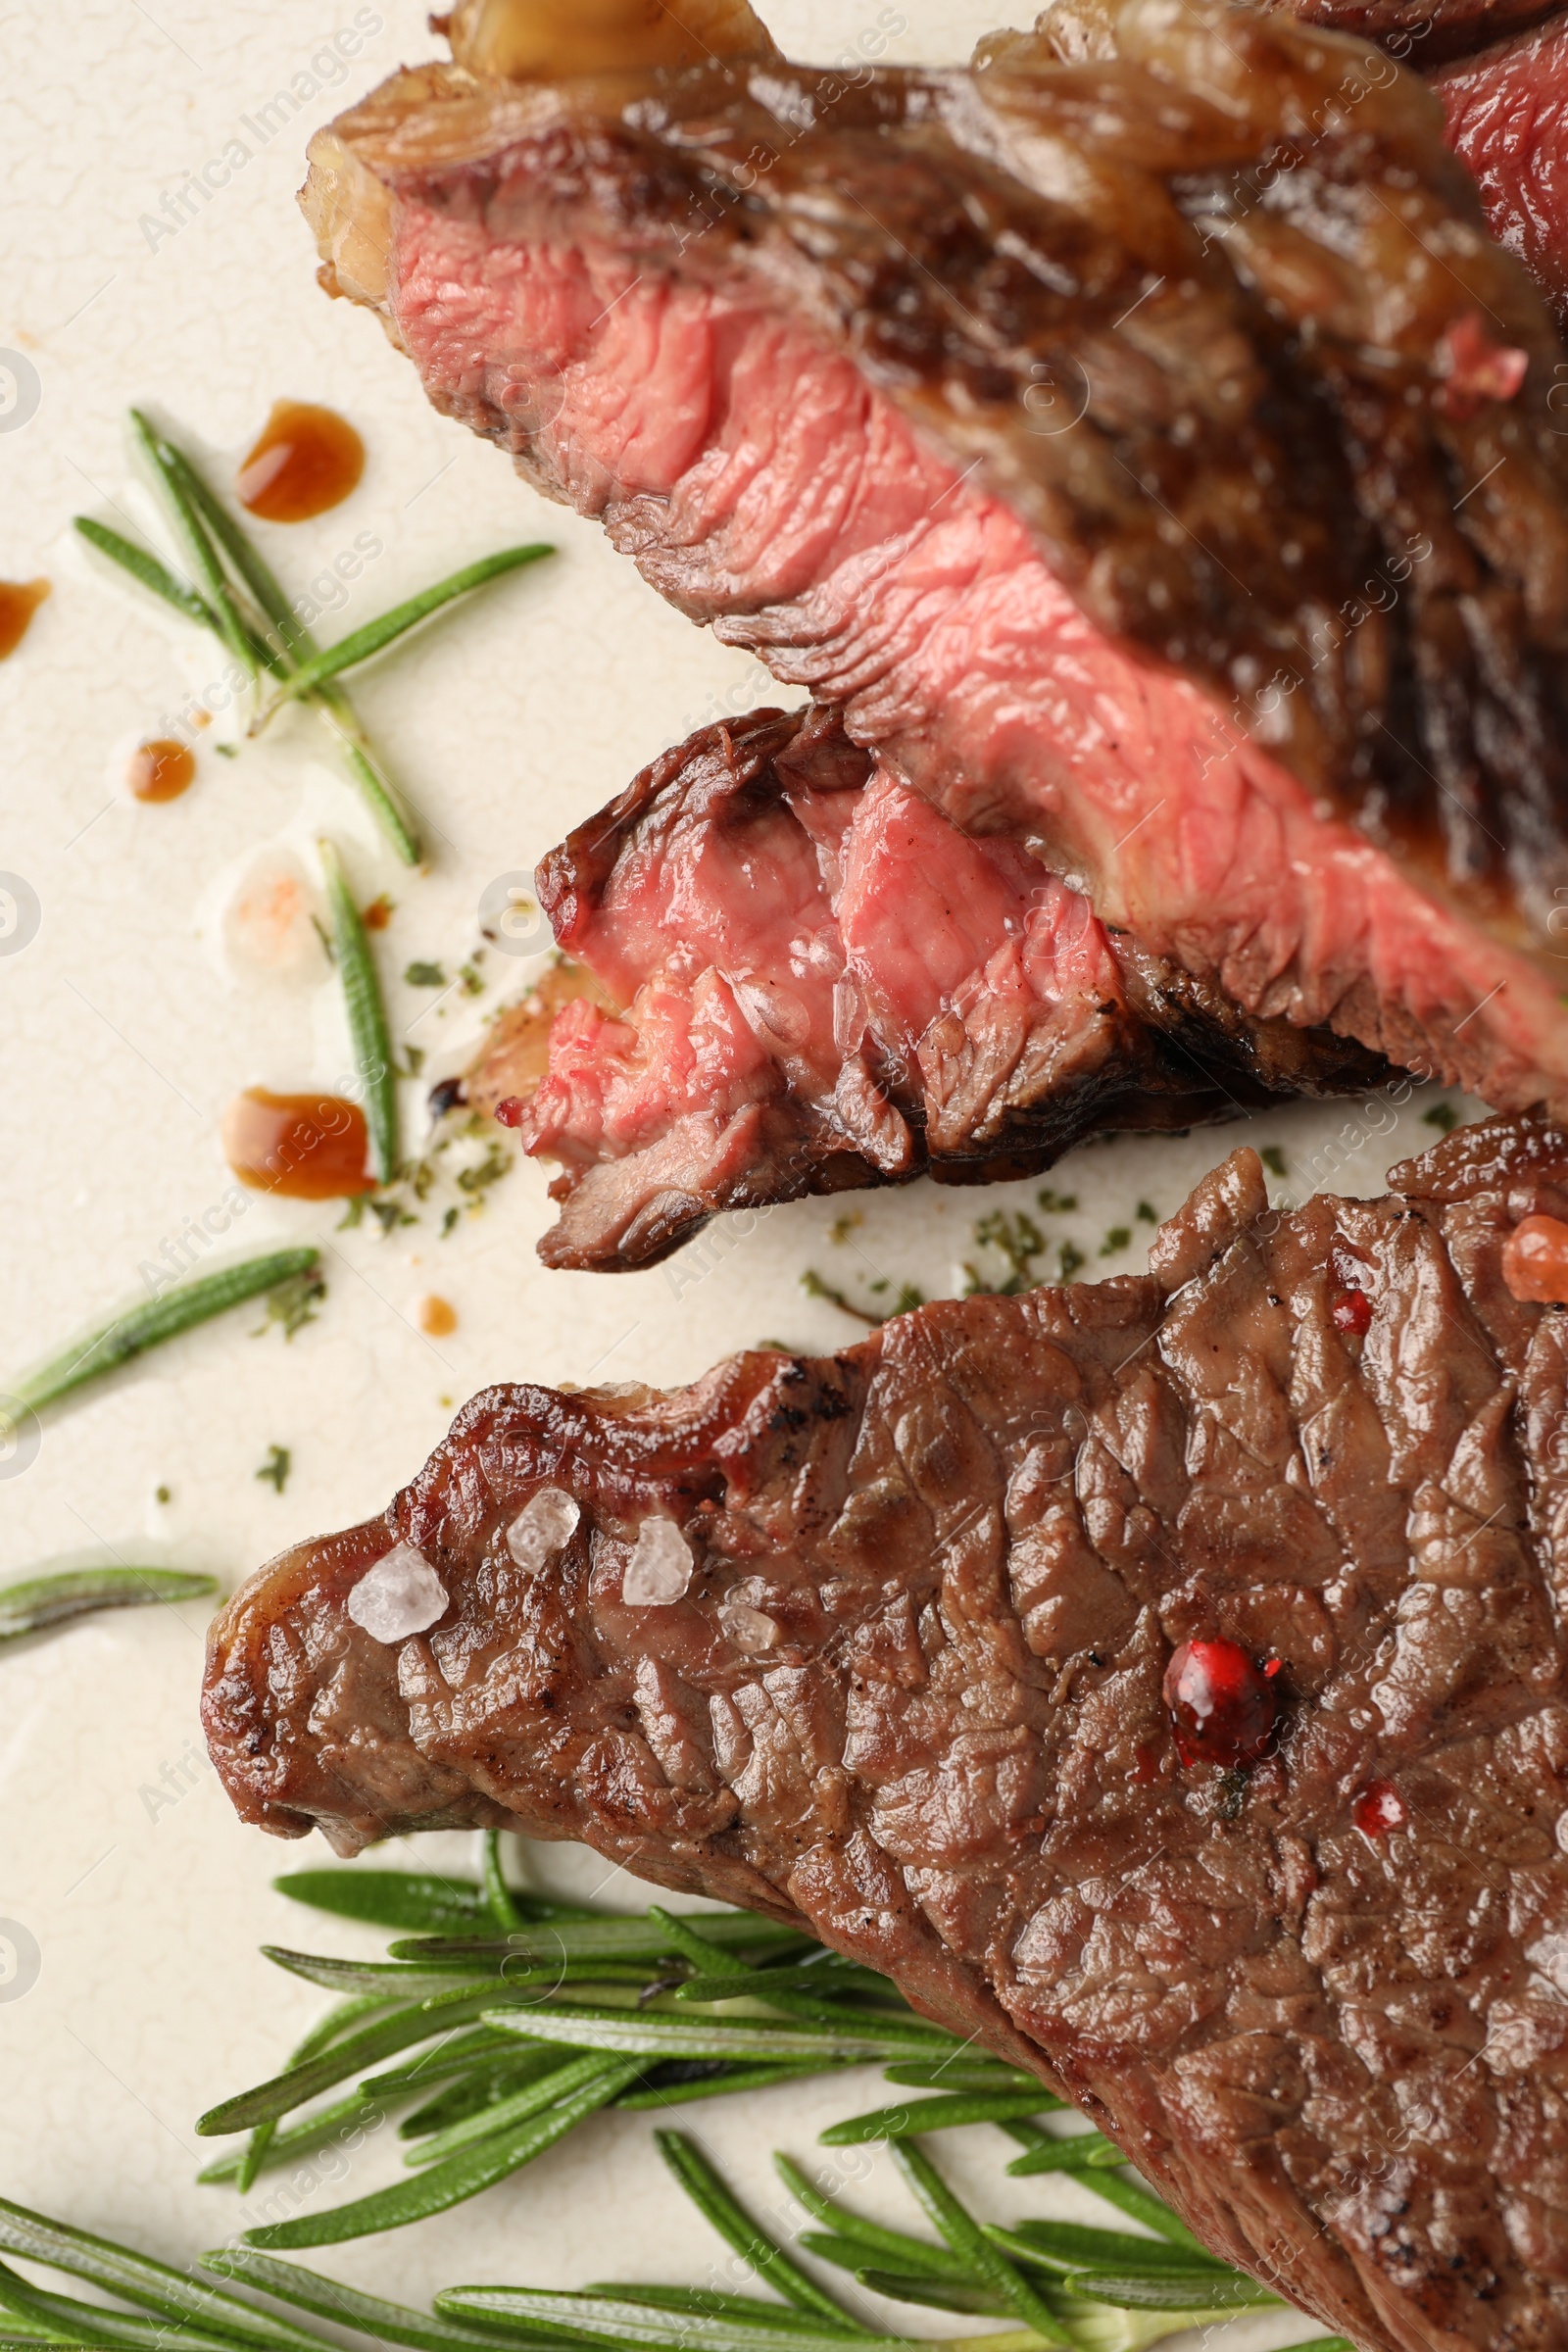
[[207, 1111, 1568, 2352], [468, 705, 1384, 1270], [304, 7, 1568, 1114], [1438, 13, 1568, 328]]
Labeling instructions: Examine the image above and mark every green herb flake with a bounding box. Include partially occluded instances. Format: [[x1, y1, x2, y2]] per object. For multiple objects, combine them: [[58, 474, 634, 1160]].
[[215, 742, 239, 760], [1100, 1227, 1132, 1257], [458, 962, 485, 999], [369, 1200, 417, 1238], [252, 1267, 327, 1343], [256, 1446, 292, 1495], [1136, 1200, 1159, 1225], [1037, 1188, 1078, 1213], [155, 1485, 172, 1505], [405, 962, 447, 989], [1424, 1101, 1461, 1134], [827, 1213, 862, 1246], [1259, 1146, 1288, 1178], [455, 1144, 511, 1200], [1059, 1240, 1086, 1282], [440, 1207, 460, 1240]]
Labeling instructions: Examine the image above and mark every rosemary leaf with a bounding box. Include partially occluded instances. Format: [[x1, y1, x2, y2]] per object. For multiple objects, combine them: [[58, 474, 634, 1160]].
[[891, 2144, 1073, 2348], [198, 2091, 387, 2187], [273, 1871, 493, 1935], [198, 1988, 504, 2136], [128, 409, 261, 681], [771, 2158, 968, 2282], [259, 547, 555, 716], [881, 2060, 1044, 2092], [1068, 2174, 1210, 2250], [586, 2288, 853, 2335], [0, 1567, 217, 1644], [480, 2004, 935, 2065], [236, 1996, 389, 2195], [72, 518, 215, 627], [394, 1915, 804, 1965], [400, 2055, 561, 2141], [318, 840, 397, 1185], [438, 2292, 902, 2352], [819, 2092, 1059, 2145], [12, 1250, 323, 1417], [404, 2053, 614, 2169], [983, 2226, 1228, 2281], [201, 2250, 548, 2352], [853, 2273, 1005, 2317], [482, 1831, 525, 1932], [0, 2201, 322, 2352], [615, 2061, 841, 2112], [1003, 2131, 1122, 2175], [1063, 2275, 1280, 2313], [656, 2131, 864, 2330], [242, 2057, 643, 2248]]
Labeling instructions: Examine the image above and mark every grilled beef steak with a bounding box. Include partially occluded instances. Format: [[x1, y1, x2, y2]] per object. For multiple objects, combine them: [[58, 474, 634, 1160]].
[[305, 3, 1568, 1115], [469, 704, 1384, 1271], [208, 1111, 1568, 2352]]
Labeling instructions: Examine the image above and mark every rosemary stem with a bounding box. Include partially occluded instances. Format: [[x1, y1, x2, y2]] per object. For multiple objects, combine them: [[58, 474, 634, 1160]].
[[318, 840, 398, 1186]]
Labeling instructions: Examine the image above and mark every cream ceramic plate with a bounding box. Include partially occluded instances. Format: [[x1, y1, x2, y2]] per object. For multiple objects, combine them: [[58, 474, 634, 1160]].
[[0, 2, 1459, 2336]]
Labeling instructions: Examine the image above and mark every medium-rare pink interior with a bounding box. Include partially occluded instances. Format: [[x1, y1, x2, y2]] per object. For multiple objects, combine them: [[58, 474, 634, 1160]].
[[308, 3, 1568, 1122], [1437, 12, 1568, 326], [471, 707, 1384, 1269]]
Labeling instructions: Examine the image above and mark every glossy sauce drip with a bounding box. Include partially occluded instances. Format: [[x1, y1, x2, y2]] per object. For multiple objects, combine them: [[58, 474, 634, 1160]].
[[222, 1089, 374, 1200], [1354, 1780, 1408, 1838], [127, 739, 196, 804], [1164, 1639, 1282, 1771], [236, 401, 365, 522], [0, 578, 49, 660]]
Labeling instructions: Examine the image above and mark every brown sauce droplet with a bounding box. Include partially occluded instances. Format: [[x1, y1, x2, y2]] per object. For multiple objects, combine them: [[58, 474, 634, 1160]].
[[222, 1088, 374, 1200], [0, 578, 50, 660], [236, 401, 365, 522], [417, 1296, 458, 1338], [363, 894, 394, 932], [127, 739, 197, 804]]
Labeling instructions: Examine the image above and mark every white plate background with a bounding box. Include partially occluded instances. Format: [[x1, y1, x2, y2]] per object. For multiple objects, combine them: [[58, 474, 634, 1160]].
[[0, 4, 1460, 2343]]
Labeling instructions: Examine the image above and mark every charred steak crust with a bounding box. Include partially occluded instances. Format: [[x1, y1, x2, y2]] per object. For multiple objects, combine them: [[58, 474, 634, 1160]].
[[480, 704, 1387, 1273], [305, 11, 1568, 1114], [210, 1113, 1568, 2352]]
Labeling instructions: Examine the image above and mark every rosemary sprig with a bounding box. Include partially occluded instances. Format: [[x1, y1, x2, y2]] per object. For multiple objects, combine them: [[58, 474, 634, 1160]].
[[10, 1250, 322, 1418], [318, 840, 398, 1186], [193, 1860, 1293, 2350], [255, 548, 555, 722], [0, 1566, 217, 1644]]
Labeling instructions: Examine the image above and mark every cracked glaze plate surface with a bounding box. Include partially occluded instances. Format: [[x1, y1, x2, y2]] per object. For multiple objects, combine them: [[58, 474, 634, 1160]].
[[0, 1, 1453, 2335]]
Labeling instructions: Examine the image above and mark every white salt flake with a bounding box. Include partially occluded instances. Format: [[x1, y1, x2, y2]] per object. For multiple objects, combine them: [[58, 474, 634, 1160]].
[[623, 1518, 693, 1606], [720, 1599, 779, 1653], [507, 1486, 581, 1571], [348, 1544, 449, 1644]]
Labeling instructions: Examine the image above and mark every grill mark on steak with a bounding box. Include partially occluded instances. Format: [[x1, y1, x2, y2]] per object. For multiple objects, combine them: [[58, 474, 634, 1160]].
[[303, 8, 1568, 1115], [208, 1110, 1568, 2352], [468, 704, 1385, 1271]]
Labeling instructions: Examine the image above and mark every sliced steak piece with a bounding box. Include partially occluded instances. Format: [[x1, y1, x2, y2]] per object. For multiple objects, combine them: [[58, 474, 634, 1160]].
[[468, 705, 1384, 1271], [304, 6, 1568, 1114], [1437, 13, 1568, 327], [1276, 0, 1566, 66], [208, 1110, 1568, 2352]]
